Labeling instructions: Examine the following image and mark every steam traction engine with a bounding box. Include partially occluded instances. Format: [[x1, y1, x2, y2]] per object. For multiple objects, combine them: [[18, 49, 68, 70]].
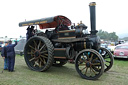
[[19, 2, 113, 80]]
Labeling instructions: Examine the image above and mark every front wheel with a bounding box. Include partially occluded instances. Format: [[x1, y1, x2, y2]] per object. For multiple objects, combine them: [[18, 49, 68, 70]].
[[99, 47, 114, 72], [75, 49, 104, 80]]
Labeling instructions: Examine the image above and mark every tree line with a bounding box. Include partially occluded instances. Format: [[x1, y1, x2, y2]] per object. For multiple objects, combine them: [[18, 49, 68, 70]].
[[97, 29, 118, 41]]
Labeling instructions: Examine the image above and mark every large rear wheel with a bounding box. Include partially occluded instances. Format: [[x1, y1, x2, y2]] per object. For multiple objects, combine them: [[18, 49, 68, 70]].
[[75, 49, 104, 80], [24, 36, 54, 71]]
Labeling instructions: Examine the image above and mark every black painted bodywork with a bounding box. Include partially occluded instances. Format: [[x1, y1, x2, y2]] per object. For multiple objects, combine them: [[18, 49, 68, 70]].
[[19, 2, 100, 60]]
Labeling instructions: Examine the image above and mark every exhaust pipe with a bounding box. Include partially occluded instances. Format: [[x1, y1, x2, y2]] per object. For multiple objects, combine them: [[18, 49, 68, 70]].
[[89, 2, 98, 35]]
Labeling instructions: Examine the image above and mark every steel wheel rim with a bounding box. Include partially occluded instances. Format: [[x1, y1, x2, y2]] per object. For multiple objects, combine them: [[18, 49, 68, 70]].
[[25, 38, 49, 71], [99, 47, 113, 72], [75, 49, 104, 80]]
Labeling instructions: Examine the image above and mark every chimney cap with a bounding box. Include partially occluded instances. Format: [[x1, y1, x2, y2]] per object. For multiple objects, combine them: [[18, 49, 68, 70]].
[[89, 2, 96, 6]]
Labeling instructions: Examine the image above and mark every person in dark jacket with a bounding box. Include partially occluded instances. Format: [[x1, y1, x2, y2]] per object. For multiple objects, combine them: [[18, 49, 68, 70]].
[[6, 39, 17, 72], [26, 26, 35, 40], [1, 42, 8, 70]]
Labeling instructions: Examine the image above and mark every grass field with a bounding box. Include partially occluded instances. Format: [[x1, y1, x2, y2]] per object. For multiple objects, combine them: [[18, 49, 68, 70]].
[[0, 55, 128, 85]]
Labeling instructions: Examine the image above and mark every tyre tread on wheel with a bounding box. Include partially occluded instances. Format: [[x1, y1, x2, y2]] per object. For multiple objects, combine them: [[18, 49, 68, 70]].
[[24, 36, 54, 72]]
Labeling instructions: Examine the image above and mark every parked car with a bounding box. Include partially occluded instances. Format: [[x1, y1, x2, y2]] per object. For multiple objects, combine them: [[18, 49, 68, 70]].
[[101, 43, 107, 48], [100, 43, 111, 51], [114, 44, 128, 58], [108, 46, 116, 53]]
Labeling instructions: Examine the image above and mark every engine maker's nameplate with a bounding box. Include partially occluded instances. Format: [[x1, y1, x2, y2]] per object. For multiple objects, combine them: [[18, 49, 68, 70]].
[[58, 30, 76, 39]]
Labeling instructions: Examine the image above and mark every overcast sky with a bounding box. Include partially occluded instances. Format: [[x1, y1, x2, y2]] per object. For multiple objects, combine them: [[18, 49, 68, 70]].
[[0, 0, 128, 38]]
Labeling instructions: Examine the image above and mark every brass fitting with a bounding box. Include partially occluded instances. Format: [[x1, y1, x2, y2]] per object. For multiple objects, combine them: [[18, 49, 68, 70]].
[[89, 2, 96, 6]]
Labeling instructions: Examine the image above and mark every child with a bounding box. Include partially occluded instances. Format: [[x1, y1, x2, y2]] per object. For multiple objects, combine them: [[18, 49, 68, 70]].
[[1, 42, 8, 70]]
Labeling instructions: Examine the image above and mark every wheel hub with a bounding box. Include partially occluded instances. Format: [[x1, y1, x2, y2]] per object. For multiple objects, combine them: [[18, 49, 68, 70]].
[[34, 50, 40, 57], [86, 62, 91, 67]]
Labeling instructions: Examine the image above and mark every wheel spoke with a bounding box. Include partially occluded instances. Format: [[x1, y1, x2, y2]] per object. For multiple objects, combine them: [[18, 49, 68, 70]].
[[104, 56, 110, 59], [86, 53, 89, 60], [43, 54, 48, 56], [29, 45, 35, 50], [90, 67, 96, 75], [40, 55, 48, 58], [39, 57, 46, 65], [85, 67, 88, 75], [89, 54, 94, 62], [39, 61, 42, 67], [79, 64, 86, 66], [39, 57, 46, 66], [33, 40, 37, 49], [34, 60, 39, 67], [34, 63, 36, 67], [27, 52, 34, 55], [29, 57, 36, 61], [39, 57, 44, 62], [38, 41, 41, 49], [91, 63, 100, 66], [90, 67, 91, 76], [39, 44, 46, 51], [43, 58, 46, 64], [105, 64, 108, 67], [40, 51, 48, 54], [92, 58, 97, 62], [35, 60, 39, 66], [81, 66, 86, 71], [105, 60, 111, 63]]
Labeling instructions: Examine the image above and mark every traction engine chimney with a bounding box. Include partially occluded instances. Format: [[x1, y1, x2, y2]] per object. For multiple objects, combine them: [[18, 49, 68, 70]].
[[89, 2, 98, 35]]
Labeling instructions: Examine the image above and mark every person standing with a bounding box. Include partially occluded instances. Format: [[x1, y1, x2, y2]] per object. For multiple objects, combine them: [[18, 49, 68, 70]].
[[26, 26, 35, 40], [1, 42, 8, 70], [6, 39, 17, 72]]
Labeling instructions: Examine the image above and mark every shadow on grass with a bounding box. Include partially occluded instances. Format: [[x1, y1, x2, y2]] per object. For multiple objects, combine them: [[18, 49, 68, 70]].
[[20, 64, 108, 81], [20, 63, 82, 79], [114, 58, 128, 61]]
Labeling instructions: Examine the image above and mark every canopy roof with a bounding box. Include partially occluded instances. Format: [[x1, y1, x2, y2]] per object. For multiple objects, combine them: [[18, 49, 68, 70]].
[[19, 15, 71, 29]]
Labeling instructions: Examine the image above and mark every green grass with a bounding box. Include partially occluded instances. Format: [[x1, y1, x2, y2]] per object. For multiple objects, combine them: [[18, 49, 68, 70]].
[[0, 55, 128, 85]]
